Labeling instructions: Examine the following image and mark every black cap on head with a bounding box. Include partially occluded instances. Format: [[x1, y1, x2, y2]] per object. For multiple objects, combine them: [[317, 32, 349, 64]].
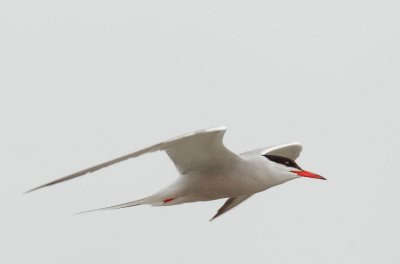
[[263, 154, 302, 170]]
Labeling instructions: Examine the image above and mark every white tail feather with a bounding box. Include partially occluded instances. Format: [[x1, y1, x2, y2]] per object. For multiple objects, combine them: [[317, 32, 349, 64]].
[[75, 195, 161, 215]]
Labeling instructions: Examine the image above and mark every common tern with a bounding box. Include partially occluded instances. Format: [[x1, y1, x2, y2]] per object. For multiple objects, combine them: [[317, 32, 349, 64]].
[[28, 126, 325, 220]]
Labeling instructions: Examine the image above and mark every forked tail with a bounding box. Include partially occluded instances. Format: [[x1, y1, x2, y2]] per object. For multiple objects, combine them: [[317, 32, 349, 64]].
[[75, 195, 162, 215]]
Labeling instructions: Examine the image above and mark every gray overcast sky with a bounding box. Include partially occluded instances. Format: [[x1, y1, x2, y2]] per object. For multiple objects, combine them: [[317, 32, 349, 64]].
[[1, 0, 399, 263]]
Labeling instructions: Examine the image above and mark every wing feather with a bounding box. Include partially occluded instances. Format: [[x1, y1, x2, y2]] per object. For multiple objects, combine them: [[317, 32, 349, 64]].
[[210, 195, 253, 221], [27, 126, 239, 193], [241, 142, 302, 160]]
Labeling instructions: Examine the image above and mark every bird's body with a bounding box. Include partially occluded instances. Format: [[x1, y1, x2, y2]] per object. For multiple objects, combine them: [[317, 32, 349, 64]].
[[157, 155, 292, 206], [28, 126, 325, 220]]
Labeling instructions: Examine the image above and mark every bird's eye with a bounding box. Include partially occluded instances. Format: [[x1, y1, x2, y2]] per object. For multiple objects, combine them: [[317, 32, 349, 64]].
[[284, 161, 290, 166]]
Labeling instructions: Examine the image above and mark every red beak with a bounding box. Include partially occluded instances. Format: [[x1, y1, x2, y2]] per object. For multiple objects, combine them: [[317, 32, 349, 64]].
[[291, 170, 326, 180]]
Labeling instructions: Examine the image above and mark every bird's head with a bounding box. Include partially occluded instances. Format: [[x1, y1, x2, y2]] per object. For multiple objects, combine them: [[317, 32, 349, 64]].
[[263, 154, 326, 181]]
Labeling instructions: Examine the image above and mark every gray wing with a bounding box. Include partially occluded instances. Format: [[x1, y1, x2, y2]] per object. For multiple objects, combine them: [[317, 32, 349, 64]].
[[210, 195, 253, 221], [165, 127, 239, 174], [241, 142, 303, 160], [27, 126, 240, 193]]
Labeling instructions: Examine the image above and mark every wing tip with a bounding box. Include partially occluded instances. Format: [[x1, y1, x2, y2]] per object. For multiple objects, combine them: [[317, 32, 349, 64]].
[[25, 178, 65, 194], [24, 184, 47, 194], [290, 141, 303, 154], [209, 213, 221, 222], [204, 125, 227, 133], [279, 141, 303, 149], [291, 141, 303, 147]]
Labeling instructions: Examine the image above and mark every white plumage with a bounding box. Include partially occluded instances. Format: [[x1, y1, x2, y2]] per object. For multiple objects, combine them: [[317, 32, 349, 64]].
[[28, 126, 325, 220]]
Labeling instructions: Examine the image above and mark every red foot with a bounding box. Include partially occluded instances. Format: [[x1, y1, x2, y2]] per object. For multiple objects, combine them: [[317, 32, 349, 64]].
[[163, 198, 174, 203]]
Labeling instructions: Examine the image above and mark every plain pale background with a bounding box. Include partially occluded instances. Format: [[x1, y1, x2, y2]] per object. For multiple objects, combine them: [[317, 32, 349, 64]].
[[1, 0, 399, 263]]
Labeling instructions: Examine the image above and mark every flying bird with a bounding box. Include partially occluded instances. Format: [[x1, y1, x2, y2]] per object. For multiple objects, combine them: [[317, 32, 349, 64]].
[[28, 126, 325, 220]]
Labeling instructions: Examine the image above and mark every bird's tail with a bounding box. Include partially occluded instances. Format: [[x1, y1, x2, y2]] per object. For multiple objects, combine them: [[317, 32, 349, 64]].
[[75, 195, 162, 215]]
